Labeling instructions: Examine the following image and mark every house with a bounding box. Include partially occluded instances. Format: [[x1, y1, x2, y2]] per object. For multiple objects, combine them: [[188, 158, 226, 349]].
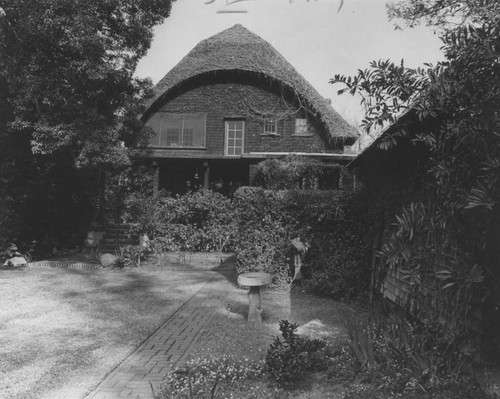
[[139, 24, 358, 194]]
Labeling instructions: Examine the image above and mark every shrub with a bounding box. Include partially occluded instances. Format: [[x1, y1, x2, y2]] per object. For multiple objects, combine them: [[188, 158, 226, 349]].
[[105, 163, 155, 222], [122, 191, 163, 237], [123, 184, 370, 296], [233, 187, 293, 284], [253, 155, 347, 190], [123, 189, 237, 253], [0, 242, 32, 265], [233, 187, 369, 289], [302, 190, 373, 300], [114, 245, 151, 268], [264, 319, 328, 387], [329, 306, 481, 398], [0, 203, 18, 250]]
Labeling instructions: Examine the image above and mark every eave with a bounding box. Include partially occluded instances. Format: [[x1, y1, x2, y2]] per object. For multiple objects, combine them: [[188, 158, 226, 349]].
[[133, 148, 355, 163]]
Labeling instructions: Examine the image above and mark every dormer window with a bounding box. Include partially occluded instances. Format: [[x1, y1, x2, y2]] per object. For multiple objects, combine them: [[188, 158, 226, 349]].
[[294, 118, 310, 136], [263, 119, 278, 135]]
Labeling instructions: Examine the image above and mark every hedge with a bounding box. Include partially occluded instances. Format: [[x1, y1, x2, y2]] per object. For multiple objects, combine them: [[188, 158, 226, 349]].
[[123, 186, 371, 297], [123, 189, 237, 253], [233, 187, 371, 295]]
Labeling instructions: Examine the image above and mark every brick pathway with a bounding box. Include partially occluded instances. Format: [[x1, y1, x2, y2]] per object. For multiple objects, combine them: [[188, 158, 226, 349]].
[[85, 272, 233, 399]]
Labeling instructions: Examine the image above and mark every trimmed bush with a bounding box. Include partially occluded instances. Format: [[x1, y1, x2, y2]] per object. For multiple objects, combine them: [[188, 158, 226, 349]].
[[232, 187, 370, 294], [123, 189, 237, 253], [233, 187, 292, 284]]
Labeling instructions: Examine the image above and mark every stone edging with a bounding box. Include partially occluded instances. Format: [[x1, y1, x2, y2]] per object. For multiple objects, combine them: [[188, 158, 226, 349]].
[[27, 261, 101, 270]]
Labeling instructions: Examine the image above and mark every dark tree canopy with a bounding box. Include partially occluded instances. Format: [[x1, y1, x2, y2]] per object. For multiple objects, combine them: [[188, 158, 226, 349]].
[[387, 0, 500, 28], [0, 0, 173, 167], [0, 0, 174, 248]]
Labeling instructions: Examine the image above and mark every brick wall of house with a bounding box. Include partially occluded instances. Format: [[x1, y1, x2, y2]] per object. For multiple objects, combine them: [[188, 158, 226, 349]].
[[149, 82, 340, 155]]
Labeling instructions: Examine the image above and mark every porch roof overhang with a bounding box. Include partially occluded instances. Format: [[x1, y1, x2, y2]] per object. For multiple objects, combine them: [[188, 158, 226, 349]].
[[242, 152, 355, 162], [134, 148, 355, 163]]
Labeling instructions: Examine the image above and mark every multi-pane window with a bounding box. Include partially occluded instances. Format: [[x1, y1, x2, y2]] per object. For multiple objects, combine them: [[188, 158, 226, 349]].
[[147, 113, 206, 148], [164, 128, 180, 146], [225, 120, 244, 156], [294, 118, 310, 136], [263, 119, 277, 135]]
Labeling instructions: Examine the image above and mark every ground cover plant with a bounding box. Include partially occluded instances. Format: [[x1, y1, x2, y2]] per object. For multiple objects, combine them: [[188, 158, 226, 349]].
[[162, 355, 264, 399], [0, 262, 210, 399]]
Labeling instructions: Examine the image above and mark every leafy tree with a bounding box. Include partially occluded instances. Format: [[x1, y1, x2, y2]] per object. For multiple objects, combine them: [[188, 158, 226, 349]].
[[332, 0, 500, 359], [331, 59, 429, 133], [0, 0, 173, 249], [387, 0, 500, 28]]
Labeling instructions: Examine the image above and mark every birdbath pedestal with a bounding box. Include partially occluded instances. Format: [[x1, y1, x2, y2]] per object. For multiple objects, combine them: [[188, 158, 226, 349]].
[[237, 272, 272, 322]]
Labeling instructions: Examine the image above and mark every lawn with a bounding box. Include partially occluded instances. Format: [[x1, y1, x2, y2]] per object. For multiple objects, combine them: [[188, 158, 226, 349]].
[[0, 260, 212, 399]]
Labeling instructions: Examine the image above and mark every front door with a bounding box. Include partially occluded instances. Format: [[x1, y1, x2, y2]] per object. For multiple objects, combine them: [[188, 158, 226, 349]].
[[225, 120, 244, 156]]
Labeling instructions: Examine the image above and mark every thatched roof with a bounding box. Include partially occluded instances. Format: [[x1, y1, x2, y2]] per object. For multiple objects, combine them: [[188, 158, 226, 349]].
[[143, 24, 358, 144]]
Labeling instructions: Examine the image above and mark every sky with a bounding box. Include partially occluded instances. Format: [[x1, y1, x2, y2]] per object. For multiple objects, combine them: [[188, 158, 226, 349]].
[[134, 0, 444, 125]]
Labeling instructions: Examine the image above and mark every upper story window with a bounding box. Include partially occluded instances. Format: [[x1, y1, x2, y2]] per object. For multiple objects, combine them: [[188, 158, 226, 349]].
[[294, 118, 311, 136], [263, 118, 278, 135], [147, 113, 206, 148], [225, 120, 244, 156]]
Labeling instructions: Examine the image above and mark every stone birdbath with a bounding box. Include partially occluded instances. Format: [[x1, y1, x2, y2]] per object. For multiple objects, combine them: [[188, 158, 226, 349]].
[[237, 272, 272, 322]]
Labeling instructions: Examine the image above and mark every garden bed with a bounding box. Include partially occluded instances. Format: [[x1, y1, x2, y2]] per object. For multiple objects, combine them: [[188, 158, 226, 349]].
[[160, 285, 359, 399], [160, 283, 493, 399]]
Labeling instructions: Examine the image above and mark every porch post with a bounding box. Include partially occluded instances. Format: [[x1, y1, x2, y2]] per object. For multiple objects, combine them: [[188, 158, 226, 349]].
[[203, 161, 209, 189], [152, 161, 159, 197]]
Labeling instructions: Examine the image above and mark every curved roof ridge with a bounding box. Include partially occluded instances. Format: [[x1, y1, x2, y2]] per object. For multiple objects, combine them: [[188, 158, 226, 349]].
[[143, 24, 358, 142]]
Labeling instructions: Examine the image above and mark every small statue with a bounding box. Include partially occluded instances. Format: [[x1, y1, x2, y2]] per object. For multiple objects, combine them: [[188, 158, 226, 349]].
[[291, 236, 308, 282]]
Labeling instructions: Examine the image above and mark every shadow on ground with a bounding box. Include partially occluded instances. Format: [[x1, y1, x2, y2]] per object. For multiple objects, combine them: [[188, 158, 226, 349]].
[[0, 253, 234, 399]]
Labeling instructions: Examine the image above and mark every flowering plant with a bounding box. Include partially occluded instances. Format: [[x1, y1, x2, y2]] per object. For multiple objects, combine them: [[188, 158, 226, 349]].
[[161, 355, 263, 398]]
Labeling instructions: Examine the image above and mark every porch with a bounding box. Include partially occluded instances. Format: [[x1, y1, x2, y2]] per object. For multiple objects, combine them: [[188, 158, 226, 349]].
[[152, 158, 254, 195]]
